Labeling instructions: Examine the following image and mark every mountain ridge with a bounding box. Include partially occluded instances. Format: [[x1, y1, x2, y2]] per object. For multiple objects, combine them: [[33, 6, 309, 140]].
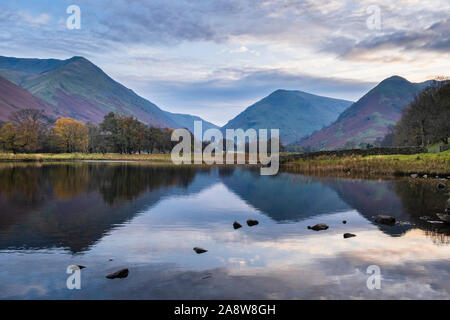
[[297, 75, 426, 150], [222, 89, 353, 144], [0, 55, 216, 130]]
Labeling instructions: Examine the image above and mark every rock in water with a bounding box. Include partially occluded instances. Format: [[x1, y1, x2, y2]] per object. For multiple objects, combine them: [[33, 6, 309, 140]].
[[106, 268, 129, 279], [343, 233, 356, 238], [233, 221, 242, 229], [193, 247, 208, 254], [437, 183, 446, 190], [247, 219, 259, 227], [374, 215, 396, 225], [342, 220, 347, 224], [307, 223, 329, 231]]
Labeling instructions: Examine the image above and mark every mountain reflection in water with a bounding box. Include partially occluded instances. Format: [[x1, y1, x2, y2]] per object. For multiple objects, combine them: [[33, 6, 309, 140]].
[[0, 162, 448, 299]]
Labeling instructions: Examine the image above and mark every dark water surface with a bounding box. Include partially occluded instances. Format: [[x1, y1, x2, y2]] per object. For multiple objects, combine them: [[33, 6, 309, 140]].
[[0, 162, 449, 299]]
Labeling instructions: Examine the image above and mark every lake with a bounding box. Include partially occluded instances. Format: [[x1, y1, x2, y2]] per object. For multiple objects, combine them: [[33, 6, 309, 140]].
[[0, 162, 449, 299]]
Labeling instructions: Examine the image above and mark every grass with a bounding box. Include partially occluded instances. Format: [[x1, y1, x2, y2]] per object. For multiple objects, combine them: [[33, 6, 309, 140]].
[[0, 153, 173, 162], [283, 150, 450, 177], [0, 152, 259, 166]]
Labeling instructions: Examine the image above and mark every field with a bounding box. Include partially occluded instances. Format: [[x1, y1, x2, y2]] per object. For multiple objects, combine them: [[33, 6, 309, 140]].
[[282, 150, 450, 176], [0, 153, 173, 162]]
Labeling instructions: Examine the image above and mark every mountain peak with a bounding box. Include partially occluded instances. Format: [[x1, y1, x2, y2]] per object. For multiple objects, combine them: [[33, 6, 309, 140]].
[[380, 75, 410, 84], [68, 56, 87, 61]]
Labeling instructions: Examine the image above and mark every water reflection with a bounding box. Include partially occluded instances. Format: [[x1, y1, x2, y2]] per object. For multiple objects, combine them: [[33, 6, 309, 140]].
[[0, 163, 448, 299]]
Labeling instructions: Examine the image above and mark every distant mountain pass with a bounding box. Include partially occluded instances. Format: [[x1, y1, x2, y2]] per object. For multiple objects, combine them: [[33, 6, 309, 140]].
[[165, 112, 219, 133], [222, 89, 352, 144]]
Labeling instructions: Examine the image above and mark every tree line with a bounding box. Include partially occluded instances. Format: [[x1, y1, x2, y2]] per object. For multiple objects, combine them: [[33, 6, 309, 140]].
[[381, 81, 449, 147], [0, 110, 176, 154]]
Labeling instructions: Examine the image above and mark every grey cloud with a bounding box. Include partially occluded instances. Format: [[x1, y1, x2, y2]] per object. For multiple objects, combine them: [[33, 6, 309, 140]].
[[340, 19, 450, 59]]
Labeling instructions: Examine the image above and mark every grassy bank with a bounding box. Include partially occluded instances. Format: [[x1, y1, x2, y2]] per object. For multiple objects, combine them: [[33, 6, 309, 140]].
[[282, 151, 450, 177], [0, 153, 173, 162]]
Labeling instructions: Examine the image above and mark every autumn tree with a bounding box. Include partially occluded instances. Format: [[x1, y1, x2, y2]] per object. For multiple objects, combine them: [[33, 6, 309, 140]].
[[9, 109, 52, 152], [52, 117, 89, 152], [0, 122, 20, 153]]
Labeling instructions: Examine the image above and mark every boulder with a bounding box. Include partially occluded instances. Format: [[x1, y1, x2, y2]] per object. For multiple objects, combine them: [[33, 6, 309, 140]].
[[374, 215, 396, 225], [106, 268, 129, 279], [193, 247, 208, 254], [247, 219, 259, 227], [343, 233, 356, 238], [307, 223, 329, 231], [233, 221, 242, 229]]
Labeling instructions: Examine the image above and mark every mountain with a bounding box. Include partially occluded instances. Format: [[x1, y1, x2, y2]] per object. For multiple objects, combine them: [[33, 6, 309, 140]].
[[222, 89, 352, 144], [298, 76, 425, 150], [0, 56, 216, 130], [166, 112, 219, 133], [0, 56, 70, 75], [0, 76, 63, 121]]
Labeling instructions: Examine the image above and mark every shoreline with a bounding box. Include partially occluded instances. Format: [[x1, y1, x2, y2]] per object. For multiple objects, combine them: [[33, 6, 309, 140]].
[[0, 151, 449, 178], [282, 151, 450, 178]]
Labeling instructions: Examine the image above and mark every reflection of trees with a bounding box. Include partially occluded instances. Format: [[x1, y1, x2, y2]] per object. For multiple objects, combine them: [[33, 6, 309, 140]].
[[394, 180, 450, 244], [50, 164, 90, 199], [0, 163, 199, 205], [0, 164, 49, 205], [326, 176, 450, 243], [88, 164, 197, 204], [0, 163, 203, 253]]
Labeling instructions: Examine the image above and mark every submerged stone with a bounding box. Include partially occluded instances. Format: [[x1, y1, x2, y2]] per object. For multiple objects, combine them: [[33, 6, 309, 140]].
[[193, 247, 208, 254], [106, 268, 129, 279], [308, 223, 329, 231], [343, 233, 356, 238]]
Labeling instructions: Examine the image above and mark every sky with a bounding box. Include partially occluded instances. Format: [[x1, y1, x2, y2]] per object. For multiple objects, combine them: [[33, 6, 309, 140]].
[[0, 0, 448, 126]]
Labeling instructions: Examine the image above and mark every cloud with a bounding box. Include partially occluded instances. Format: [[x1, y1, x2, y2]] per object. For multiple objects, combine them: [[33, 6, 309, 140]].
[[339, 19, 450, 60], [19, 12, 51, 25], [0, 0, 448, 124], [122, 67, 373, 125]]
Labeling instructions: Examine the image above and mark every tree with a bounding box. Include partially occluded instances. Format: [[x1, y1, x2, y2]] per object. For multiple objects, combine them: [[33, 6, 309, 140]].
[[0, 122, 20, 153], [52, 117, 89, 152], [393, 82, 449, 146], [9, 109, 52, 152], [86, 122, 107, 153]]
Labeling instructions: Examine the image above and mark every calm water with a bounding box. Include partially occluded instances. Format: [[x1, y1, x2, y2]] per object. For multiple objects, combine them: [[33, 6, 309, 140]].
[[0, 162, 449, 299]]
